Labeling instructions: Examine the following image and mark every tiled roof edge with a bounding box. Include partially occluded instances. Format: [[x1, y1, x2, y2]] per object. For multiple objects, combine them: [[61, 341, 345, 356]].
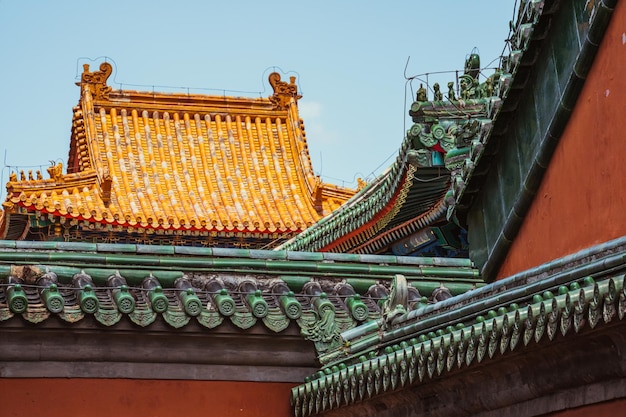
[[278, 135, 416, 252], [0, 239, 474, 268], [291, 235, 626, 415], [291, 274, 625, 416]]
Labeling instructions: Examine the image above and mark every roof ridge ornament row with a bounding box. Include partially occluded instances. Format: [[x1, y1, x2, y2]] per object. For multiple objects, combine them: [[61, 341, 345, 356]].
[[78, 63, 301, 111]]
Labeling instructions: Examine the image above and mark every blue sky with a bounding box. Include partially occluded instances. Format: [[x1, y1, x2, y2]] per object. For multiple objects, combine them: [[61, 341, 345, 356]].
[[0, 1, 516, 201]]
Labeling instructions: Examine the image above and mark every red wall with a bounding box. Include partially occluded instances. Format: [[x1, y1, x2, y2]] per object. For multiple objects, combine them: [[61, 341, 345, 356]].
[[497, 1, 626, 279], [545, 399, 626, 417], [0, 379, 295, 417]]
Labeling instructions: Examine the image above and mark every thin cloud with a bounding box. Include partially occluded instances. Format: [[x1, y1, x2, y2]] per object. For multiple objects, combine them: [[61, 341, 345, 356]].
[[298, 101, 322, 119]]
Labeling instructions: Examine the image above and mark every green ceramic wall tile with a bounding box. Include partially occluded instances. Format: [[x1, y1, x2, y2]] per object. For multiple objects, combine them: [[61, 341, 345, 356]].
[[532, 54, 560, 136], [551, 1, 580, 92], [47, 252, 93, 263], [316, 263, 368, 274], [496, 133, 523, 215], [211, 247, 250, 258], [522, 161, 547, 197], [286, 251, 325, 261], [358, 254, 399, 264], [466, 0, 597, 279], [229, 258, 268, 269], [56, 241, 97, 252], [513, 93, 540, 174], [249, 249, 287, 260], [157, 257, 210, 268], [480, 170, 506, 254], [429, 257, 474, 268], [467, 198, 488, 270], [104, 254, 159, 266], [573, 0, 592, 47], [322, 252, 361, 263], [173, 246, 212, 256], [96, 243, 137, 253], [0, 240, 17, 249], [503, 210, 525, 241], [136, 245, 175, 255], [559, 76, 586, 115], [15, 241, 56, 250]]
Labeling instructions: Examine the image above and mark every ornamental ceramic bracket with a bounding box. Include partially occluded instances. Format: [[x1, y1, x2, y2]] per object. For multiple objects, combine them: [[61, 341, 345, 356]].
[[268, 72, 302, 110], [407, 84, 503, 225], [382, 274, 408, 327], [78, 62, 113, 100]]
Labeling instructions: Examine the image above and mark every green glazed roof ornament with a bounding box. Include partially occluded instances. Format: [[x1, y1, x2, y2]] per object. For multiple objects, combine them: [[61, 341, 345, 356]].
[[41, 283, 64, 314], [346, 294, 369, 322], [78, 284, 99, 314], [247, 289, 269, 319], [73, 271, 99, 314], [108, 272, 136, 314], [175, 277, 202, 317], [37, 272, 64, 314], [148, 286, 169, 314], [214, 288, 236, 317], [279, 291, 302, 320], [143, 275, 170, 313], [180, 288, 202, 317], [113, 284, 135, 314], [7, 282, 27, 314]]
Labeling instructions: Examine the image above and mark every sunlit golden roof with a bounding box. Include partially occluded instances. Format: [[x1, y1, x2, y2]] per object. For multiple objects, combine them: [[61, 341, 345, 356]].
[[3, 63, 355, 241]]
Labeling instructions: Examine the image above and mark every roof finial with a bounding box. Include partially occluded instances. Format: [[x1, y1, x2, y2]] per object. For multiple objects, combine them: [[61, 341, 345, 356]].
[[268, 72, 302, 110], [78, 62, 113, 100]]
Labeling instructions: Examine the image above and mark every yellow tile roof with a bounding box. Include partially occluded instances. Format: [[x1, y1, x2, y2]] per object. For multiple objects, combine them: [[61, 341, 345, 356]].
[[4, 63, 355, 238]]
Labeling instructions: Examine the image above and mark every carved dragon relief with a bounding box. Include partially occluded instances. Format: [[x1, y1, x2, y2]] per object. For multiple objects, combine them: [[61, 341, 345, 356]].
[[268, 72, 302, 110], [382, 274, 408, 326], [298, 307, 342, 356], [78, 62, 113, 100]]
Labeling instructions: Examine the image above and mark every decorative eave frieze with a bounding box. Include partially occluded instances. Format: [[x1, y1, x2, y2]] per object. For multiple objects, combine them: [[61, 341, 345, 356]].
[[0, 240, 480, 357], [291, 234, 626, 416]]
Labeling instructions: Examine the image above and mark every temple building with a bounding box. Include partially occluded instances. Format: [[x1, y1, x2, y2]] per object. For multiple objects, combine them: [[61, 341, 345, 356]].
[[1, 65, 354, 248], [2, 0, 626, 416]]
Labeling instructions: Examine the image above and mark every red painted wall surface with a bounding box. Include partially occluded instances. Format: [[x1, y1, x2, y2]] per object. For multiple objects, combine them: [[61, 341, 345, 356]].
[[496, 1, 626, 280], [0, 379, 295, 417], [545, 399, 626, 417]]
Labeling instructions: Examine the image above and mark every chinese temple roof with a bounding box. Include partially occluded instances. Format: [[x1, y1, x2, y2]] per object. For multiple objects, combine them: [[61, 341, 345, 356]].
[[279, 64, 501, 256], [278, 151, 452, 255], [1, 64, 355, 246], [291, 235, 626, 416], [288, 0, 624, 413], [0, 240, 481, 362]]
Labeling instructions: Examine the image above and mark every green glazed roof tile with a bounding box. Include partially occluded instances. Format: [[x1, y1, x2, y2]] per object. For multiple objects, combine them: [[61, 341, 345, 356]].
[[54, 241, 96, 252], [173, 246, 213, 256], [290, 235, 626, 416], [286, 251, 325, 262], [96, 243, 137, 253], [15, 240, 57, 250], [249, 249, 287, 260], [0, 240, 17, 249], [0, 240, 484, 338], [136, 244, 175, 255]]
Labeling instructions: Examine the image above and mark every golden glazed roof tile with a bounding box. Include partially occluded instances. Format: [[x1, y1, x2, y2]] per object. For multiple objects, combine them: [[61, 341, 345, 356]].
[[4, 64, 355, 240]]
